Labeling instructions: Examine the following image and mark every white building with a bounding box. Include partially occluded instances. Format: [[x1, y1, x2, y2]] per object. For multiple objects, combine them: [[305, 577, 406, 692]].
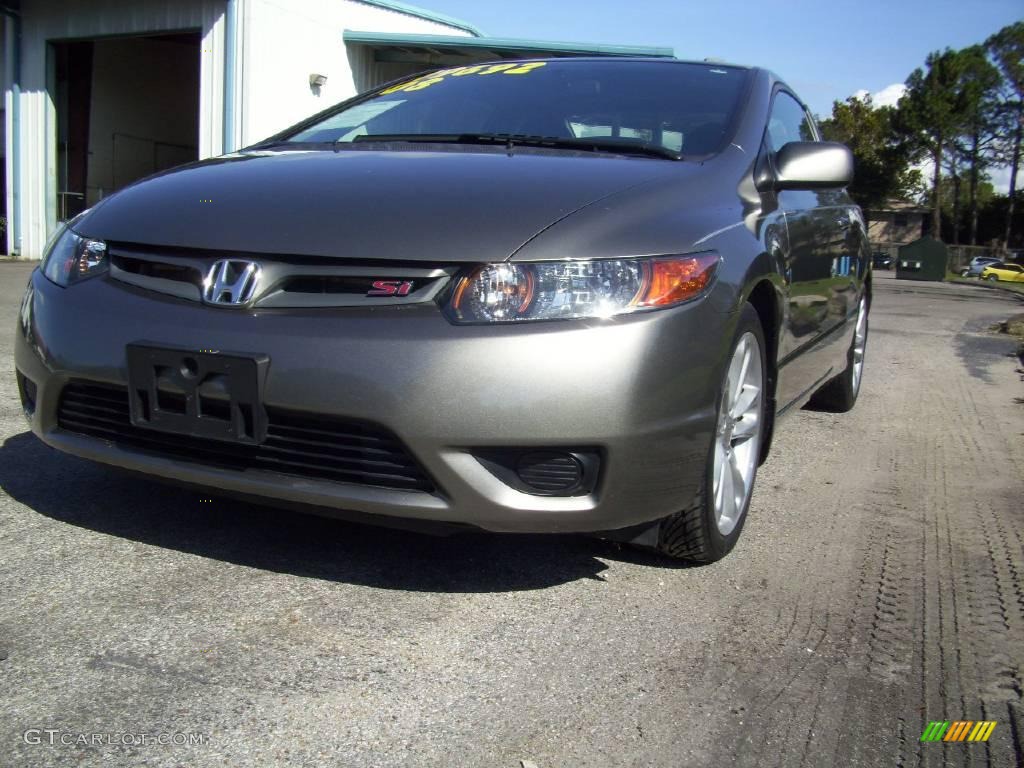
[[1, 0, 671, 259]]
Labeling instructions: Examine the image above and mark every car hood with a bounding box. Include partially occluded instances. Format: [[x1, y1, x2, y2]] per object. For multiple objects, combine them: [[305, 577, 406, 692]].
[[76, 148, 683, 262]]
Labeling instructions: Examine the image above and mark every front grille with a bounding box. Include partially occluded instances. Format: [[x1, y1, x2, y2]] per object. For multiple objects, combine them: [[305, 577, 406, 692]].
[[57, 381, 434, 492], [111, 254, 203, 288], [106, 243, 454, 309]]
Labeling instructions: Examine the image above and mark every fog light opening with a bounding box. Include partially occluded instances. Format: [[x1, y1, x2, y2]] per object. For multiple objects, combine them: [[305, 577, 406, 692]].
[[16, 371, 37, 418], [516, 452, 584, 493], [473, 448, 601, 497]]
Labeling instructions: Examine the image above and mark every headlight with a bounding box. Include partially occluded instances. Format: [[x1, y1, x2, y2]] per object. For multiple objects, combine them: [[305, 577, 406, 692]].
[[41, 226, 108, 287], [446, 253, 720, 324]]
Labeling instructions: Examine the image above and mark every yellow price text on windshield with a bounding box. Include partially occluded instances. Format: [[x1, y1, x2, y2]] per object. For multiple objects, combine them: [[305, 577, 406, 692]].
[[380, 62, 547, 95]]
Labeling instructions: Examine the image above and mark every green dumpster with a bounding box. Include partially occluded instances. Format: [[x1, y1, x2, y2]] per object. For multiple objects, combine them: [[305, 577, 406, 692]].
[[896, 237, 947, 281]]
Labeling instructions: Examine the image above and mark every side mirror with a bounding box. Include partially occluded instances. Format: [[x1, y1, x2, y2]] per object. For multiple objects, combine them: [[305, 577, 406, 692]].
[[774, 141, 853, 190]]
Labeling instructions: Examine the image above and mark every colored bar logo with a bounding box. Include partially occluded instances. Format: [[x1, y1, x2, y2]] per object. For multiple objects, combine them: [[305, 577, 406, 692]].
[[920, 721, 997, 742]]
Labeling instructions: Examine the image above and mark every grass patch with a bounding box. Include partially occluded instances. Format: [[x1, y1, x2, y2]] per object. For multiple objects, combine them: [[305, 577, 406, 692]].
[[947, 273, 1024, 295], [991, 313, 1024, 340], [990, 313, 1024, 368]]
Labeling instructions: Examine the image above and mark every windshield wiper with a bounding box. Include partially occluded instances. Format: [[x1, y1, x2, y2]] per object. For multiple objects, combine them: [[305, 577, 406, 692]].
[[350, 133, 682, 161]]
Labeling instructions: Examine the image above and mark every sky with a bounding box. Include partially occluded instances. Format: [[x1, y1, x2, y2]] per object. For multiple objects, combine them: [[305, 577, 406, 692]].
[[422, 0, 1022, 190], [424, 0, 1021, 117]]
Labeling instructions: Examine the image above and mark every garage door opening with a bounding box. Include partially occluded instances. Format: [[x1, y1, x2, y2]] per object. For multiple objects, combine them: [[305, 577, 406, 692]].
[[53, 32, 200, 222]]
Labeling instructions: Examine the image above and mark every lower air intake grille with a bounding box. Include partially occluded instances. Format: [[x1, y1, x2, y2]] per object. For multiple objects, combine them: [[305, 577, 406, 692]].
[[57, 381, 434, 492]]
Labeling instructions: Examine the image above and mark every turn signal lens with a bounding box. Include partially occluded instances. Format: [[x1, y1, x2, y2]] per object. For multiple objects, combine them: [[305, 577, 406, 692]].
[[635, 253, 721, 308], [447, 253, 719, 324]]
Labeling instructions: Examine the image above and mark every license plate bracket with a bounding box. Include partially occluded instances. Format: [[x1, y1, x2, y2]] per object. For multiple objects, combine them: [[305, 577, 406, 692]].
[[126, 344, 269, 444]]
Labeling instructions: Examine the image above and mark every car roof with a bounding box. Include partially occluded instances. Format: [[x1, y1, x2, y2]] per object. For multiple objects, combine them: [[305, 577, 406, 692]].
[[465, 57, 762, 80], [453, 57, 781, 105], [494, 56, 753, 70]]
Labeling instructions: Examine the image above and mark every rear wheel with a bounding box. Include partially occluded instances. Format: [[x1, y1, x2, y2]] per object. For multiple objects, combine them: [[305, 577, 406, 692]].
[[655, 304, 766, 563], [808, 295, 868, 413]]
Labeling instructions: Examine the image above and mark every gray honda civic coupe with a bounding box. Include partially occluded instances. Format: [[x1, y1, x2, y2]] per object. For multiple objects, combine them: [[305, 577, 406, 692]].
[[15, 58, 870, 563]]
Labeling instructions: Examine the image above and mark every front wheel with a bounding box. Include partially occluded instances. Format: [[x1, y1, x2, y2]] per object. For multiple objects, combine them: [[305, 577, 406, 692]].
[[987, 274, 999, 281], [655, 303, 766, 563]]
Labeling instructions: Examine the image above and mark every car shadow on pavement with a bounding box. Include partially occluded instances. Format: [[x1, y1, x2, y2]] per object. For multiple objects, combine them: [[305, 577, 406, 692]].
[[0, 431, 685, 592]]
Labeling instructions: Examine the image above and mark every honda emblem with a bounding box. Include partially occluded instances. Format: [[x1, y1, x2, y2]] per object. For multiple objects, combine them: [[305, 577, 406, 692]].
[[203, 260, 261, 306]]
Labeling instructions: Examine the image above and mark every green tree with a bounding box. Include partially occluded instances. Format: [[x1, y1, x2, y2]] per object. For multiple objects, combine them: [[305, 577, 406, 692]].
[[818, 95, 919, 210], [987, 22, 1024, 246], [940, 149, 965, 244], [899, 49, 971, 240], [950, 45, 1002, 244], [937, 175, 997, 242]]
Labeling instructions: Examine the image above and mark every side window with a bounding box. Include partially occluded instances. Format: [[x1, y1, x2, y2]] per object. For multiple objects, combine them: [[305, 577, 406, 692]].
[[766, 92, 816, 152]]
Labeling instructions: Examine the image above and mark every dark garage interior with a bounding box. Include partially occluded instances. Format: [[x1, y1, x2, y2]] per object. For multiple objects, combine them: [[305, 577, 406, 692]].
[[53, 32, 200, 222]]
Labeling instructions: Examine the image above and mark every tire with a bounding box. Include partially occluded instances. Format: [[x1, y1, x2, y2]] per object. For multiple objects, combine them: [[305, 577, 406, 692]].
[[987, 274, 999, 282], [655, 303, 767, 563], [808, 295, 868, 413]]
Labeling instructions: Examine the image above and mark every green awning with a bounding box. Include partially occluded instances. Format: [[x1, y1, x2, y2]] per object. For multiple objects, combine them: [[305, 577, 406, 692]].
[[342, 30, 675, 62], [351, 1, 483, 36]]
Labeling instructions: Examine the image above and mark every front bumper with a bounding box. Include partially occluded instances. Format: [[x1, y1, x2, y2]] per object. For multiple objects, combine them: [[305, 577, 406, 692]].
[[15, 270, 729, 533]]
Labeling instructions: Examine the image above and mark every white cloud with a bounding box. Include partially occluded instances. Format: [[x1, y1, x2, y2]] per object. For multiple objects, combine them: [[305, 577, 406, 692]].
[[853, 83, 906, 108], [988, 165, 1022, 195], [872, 83, 907, 108]]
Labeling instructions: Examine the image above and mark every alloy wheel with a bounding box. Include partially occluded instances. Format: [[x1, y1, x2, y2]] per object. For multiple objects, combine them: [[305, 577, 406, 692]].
[[851, 297, 868, 396], [712, 332, 763, 536]]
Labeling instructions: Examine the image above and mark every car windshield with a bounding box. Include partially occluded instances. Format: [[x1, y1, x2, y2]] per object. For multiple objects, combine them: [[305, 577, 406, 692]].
[[282, 60, 750, 157]]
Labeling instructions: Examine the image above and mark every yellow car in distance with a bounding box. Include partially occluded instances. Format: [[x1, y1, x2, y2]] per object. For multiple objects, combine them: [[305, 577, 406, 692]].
[[981, 263, 1024, 282]]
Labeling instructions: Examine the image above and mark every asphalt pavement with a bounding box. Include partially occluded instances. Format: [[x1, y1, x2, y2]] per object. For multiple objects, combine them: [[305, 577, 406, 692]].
[[1, 263, 1022, 767]]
